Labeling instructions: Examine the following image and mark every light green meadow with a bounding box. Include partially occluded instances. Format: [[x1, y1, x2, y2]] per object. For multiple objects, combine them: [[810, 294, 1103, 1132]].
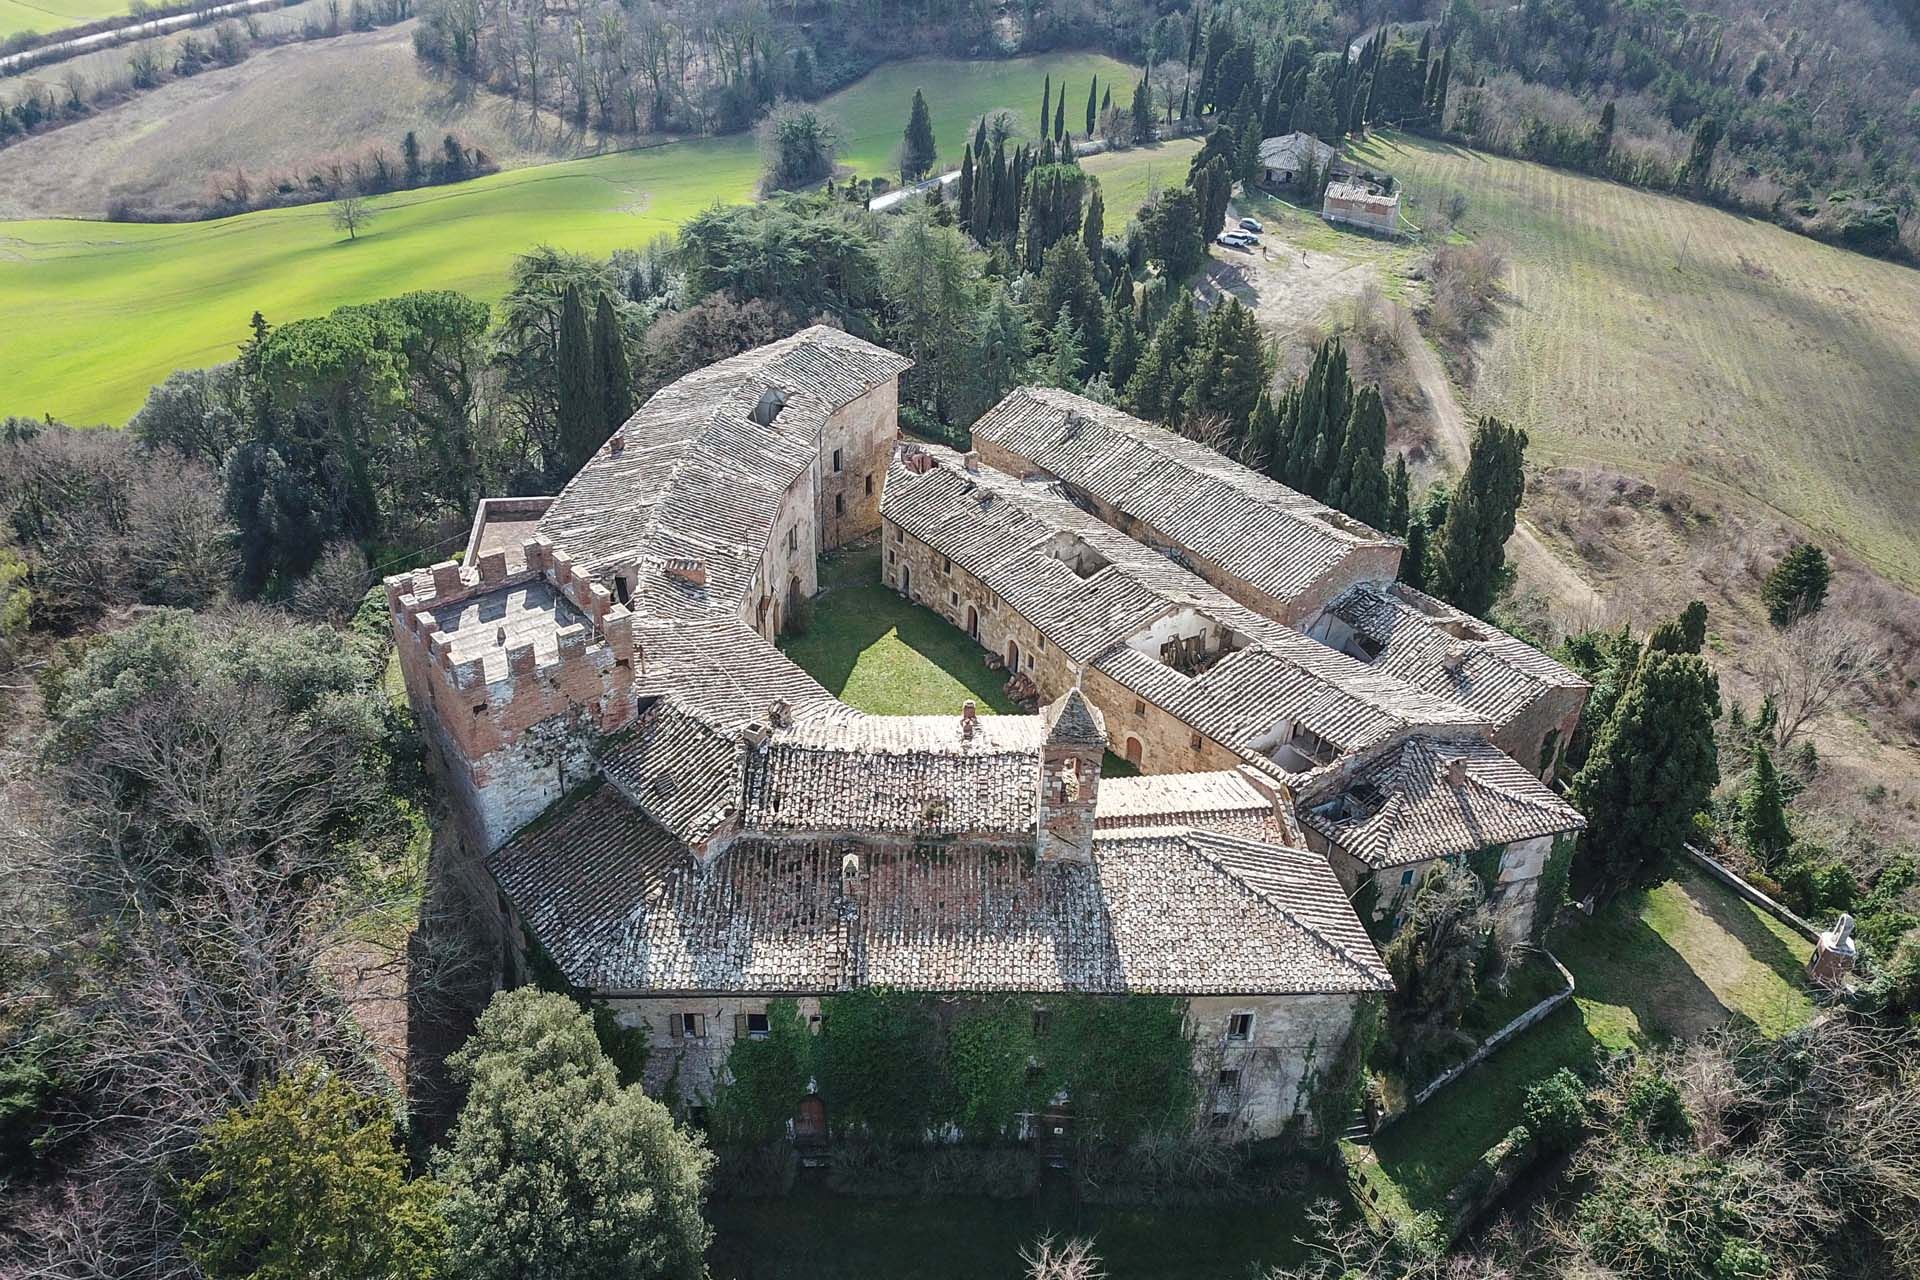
[[1, 52, 1157, 424]]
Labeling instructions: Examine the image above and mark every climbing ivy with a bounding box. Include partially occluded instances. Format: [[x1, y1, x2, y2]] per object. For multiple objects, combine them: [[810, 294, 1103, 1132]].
[[1304, 995, 1382, 1153], [1045, 995, 1193, 1146], [1532, 836, 1576, 945], [710, 999, 814, 1145], [1467, 845, 1506, 898], [946, 998, 1045, 1139], [817, 988, 950, 1143]]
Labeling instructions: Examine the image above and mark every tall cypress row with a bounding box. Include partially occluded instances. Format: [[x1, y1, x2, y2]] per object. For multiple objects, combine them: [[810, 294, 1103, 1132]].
[[592, 291, 633, 433], [556, 283, 601, 474]]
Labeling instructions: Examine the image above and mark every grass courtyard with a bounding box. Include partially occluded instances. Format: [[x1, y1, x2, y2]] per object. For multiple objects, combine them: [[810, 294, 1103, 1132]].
[[0, 52, 1199, 427], [1360, 862, 1817, 1217]]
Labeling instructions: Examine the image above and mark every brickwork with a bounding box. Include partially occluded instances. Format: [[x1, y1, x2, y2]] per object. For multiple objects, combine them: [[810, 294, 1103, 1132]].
[[387, 539, 636, 852]]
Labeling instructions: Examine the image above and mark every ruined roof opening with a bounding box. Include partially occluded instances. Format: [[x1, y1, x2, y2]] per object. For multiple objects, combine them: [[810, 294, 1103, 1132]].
[[750, 387, 789, 428], [1038, 530, 1111, 579]]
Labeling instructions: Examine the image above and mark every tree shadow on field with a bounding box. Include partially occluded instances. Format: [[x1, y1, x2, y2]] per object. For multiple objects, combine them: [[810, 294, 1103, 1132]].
[[1674, 867, 1814, 992], [1556, 885, 1742, 1044]]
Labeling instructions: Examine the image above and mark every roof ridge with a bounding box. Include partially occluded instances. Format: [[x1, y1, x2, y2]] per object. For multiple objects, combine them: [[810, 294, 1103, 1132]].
[[1181, 830, 1388, 989]]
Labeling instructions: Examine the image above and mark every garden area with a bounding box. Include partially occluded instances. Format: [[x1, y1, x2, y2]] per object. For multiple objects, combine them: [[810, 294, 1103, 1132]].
[[1357, 862, 1817, 1218]]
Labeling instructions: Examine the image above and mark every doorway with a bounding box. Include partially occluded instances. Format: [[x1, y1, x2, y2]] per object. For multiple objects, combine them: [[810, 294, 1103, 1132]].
[[794, 1095, 827, 1145], [1124, 736, 1143, 767], [965, 604, 979, 638], [1006, 639, 1021, 672]]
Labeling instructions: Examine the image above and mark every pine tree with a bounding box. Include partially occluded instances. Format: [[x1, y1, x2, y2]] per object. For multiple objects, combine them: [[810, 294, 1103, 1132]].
[[1182, 299, 1267, 443], [1387, 452, 1411, 534], [1045, 304, 1085, 389], [1330, 384, 1390, 528], [1430, 416, 1527, 616], [1105, 296, 1141, 392], [1737, 744, 1793, 871], [592, 291, 633, 432], [1124, 289, 1198, 421], [957, 145, 976, 237], [1646, 600, 1708, 655], [1086, 79, 1098, 136], [1568, 650, 1721, 903], [902, 88, 937, 181], [1762, 543, 1830, 626], [555, 283, 601, 472]]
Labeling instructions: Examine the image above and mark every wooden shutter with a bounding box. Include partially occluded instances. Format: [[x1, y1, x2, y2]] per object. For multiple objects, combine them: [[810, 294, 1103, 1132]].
[[668, 1013, 683, 1040], [734, 1013, 749, 1039]]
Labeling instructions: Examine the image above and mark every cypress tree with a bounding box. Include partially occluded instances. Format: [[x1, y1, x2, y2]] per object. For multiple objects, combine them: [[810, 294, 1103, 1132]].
[[1762, 543, 1830, 626], [1594, 100, 1617, 159], [1430, 416, 1527, 616], [1387, 452, 1411, 534], [1330, 384, 1390, 528], [1402, 519, 1429, 591], [592, 291, 633, 433], [1248, 390, 1283, 474], [1308, 340, 1353, 497], [1045, 304, 1086, 389], [957, 144, 976, 237], [1040, 76, 1051, 138], [1284, 348, 1327, 488], [556, 283, 601, 472], [1569, 650, 1722, 904], [1183, 299, 1267, 443], [1081, 182, 1105, 266], [1131, 79, 1154, 143], [1054, 89, 1066, 141], [902, 88, 937, 181], [1432, 44, 1452, 120], [1086, 79, 1098, 135], [1102, 85, 1112, 113], [973, 115, 988, 156], [1105, 296, 1142, 392]]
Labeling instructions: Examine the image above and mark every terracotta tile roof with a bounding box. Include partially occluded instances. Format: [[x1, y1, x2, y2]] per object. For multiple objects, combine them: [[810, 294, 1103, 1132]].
[[1258, 132, 1336, 171], [1296, 734, 1585, 869], [883, 448, 1484, 770], [1093, 770, 1276, 829], [487, 787, 1390, 996], [1325, 582, 1590, 734], [537, 325, 912, 605], [968, 388, 1396, 608]]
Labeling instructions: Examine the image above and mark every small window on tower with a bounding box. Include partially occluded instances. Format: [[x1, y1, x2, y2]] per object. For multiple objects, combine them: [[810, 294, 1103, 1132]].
[[893, 527, 904, 543], [1190, 731, 1203, 750], [1226, 1013, 1253, 1041], [787, 527, 798, 552], [835, 494, 845, 516], [832, 447, 843, 472], [866, 474, 875, 496]]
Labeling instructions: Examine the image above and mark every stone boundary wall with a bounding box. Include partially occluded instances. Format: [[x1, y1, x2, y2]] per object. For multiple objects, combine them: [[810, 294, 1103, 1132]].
[[1374, 948, 1575, 1131], [1677, 843, 1821, 942]]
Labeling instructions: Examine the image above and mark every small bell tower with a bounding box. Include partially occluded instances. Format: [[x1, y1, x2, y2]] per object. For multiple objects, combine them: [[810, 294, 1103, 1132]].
[[1038, 686, 1106, 864]]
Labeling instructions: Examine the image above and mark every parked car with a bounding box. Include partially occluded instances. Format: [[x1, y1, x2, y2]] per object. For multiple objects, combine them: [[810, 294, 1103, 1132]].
[[1238, 216, 1264, 233], [1216, 231, 1256, 250]]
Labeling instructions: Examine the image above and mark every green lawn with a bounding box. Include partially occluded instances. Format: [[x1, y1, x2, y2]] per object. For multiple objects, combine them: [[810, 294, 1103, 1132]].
[[0, 0, 129, 38], [0, 52, 1171, 427], [1361, 862, 1816, 1217]]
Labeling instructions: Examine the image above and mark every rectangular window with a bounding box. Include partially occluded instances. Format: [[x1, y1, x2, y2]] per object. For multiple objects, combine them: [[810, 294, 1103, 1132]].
[[670, 1012, 708, 1039], [1190, 732, 1203, 750], [888, 550, 897, 565], [832, 447, 843, 472], [1217, 1068, 1240, 1093], [893, 527, 904, 542], [834, 494, 845, 516], [949, 591, 959, 606], [787, 527, 797, 552], [866, 475, 875, 496], [942, 556, 952, 573], [1133, 699, 1146, 717], [1226, 1012, 1253, 1041], [746, 1012, 771, 1039], [1032, 1007, 1052, 1038]]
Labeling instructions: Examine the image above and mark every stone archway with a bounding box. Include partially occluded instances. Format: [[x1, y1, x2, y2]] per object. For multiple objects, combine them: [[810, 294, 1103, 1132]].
[[965, 604, 979, 638], [1124, 736, 1143, 767]]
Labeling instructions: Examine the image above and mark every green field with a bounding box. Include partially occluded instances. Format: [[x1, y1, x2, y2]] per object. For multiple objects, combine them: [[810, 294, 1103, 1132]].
[[0, 0, 128, 38], [1361, 863, 1815, 1216], [0, 52, 1190, 426], [1346, 132, 1920, 587]]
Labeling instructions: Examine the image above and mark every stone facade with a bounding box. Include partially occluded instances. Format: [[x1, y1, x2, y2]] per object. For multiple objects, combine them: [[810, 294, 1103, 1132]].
[[818, 380, 898, 550]]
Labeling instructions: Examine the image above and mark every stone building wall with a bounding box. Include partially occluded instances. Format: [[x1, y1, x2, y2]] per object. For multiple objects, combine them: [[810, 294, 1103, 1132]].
[[1190, 992, 1360, 1140], [882, 521, 1245, 776], [1318, 831, 1567, 946], [742, 474, 820, 641], [1492, 688, 1586, 787], [818, 381, 898, 550]]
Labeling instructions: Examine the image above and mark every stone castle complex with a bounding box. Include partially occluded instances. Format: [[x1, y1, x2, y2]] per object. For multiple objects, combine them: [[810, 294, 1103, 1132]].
[[388, 327, 1588, 1141]]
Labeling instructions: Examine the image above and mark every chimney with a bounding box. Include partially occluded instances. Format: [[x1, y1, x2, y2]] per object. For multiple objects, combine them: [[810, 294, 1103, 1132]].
[[1445, 757, 1468, 787], [608, 434, 625, 456], [963, 451, 981, 473], [768, 697, 793, 729], [960, 699, 979, 738], [664, 559, 708, 588]]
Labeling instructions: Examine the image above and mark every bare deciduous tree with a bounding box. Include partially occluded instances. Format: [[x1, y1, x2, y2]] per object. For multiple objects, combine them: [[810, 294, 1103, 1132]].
[[330, 194, 374, 241], [1759, 616, 1891, 749]]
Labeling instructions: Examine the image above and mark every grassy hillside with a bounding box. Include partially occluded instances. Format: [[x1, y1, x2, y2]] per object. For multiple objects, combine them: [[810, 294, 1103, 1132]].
[[1351, 131, 1920, 588], [0, 21, 625, 221], [0, 0, 128, 38], [0, 51, 1166, 426]]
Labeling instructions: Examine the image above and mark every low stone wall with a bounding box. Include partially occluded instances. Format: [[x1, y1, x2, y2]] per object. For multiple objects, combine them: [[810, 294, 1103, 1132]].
[[1375, 950, 1575, 1130], [1678, 843, 1821, 942]]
